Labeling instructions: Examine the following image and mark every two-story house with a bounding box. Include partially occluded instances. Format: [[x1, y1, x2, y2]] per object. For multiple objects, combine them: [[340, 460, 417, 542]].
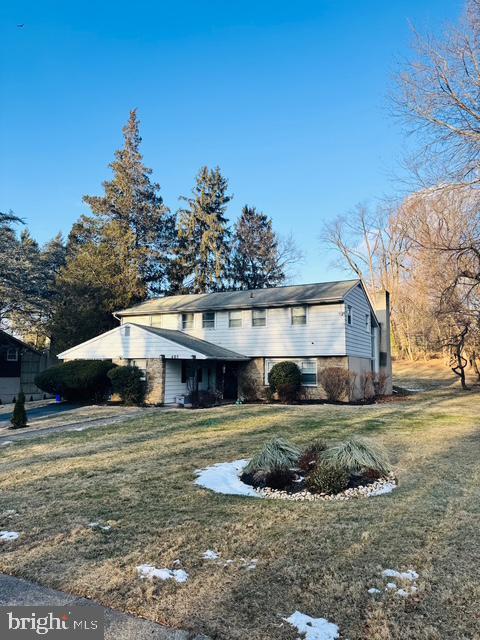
[[57, 279, 392, 403]]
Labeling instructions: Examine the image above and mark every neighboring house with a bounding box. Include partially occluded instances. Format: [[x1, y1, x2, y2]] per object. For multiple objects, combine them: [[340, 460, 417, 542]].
[[0, 330, 51, 403], [57, 279, 392, 404]]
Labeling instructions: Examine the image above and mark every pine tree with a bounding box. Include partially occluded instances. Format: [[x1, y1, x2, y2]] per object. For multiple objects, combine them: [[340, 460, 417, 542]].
[[175, 166, 232, 293], [11, 391, 27, 429], [83, 110, 176, 294], [50, 221, 145, 353], [230, 206, 285, 289], [0, 211, 24, 325]]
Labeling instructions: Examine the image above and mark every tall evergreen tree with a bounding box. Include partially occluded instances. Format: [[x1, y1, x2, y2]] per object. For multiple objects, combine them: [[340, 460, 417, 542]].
[[82, 109, 176, 294], [50, 221, 144, 353], [175, 166, 232, 293], [230, 206, 285, 289], [9, 231, 66, 347], [0, 211, 23, 325]]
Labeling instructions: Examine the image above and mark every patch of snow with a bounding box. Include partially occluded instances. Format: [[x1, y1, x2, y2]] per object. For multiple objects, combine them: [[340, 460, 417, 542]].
[[369, 482, 397, 497], [88, 522, 111, 532], [385, 582, 397, 590], [395, 589, 409, 597], [382, 569, 419, 581], [285, 611, 339, 640], [0, 531, 19, 541], [404, 387, 425, 392], [136, 564, 188, 583], [368, 588, 381, 594], [0, 441, 13, 446], [203, 550, 220, 560], [71, 427, 85, 432], [194, 459, 260, 497]]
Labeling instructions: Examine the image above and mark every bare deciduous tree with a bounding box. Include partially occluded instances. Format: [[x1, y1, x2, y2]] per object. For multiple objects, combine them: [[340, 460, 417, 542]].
[[395, 0, 480, 186]]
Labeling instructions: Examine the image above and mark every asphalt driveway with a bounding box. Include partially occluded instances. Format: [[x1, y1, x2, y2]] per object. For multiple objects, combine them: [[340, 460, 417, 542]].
[[0, 402, 83, 428]]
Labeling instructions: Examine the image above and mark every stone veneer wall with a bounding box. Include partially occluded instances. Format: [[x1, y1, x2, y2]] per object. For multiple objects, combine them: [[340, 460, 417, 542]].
[[144, 357, 166, 405], [112, 357, 165, 405], [238, 356, 351, 401]]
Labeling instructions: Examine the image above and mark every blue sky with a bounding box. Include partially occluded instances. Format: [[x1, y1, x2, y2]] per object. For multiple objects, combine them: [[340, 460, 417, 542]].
[[0, 0, 463, 283]]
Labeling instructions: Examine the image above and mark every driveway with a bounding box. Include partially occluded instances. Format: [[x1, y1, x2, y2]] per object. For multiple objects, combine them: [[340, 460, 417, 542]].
[[0, 402, 85, 428], [0, 574, 208, 640], [0, 404, 162, 444]]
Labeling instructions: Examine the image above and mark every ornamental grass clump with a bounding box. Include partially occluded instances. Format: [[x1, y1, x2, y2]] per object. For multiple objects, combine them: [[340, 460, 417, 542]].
[[242, 437, 301, 488], [321, 437, 391, 476]]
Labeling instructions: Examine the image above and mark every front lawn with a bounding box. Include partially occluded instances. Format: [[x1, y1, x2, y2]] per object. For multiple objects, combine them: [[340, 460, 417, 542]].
[[0, 385, 479, 639]]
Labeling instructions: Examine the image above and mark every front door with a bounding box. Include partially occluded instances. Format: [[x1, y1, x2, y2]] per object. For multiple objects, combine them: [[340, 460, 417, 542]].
[[216, 363, 238, 400]]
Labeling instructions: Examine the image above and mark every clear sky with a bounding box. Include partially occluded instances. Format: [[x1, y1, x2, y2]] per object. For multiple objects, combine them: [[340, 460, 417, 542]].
[[0, 0, 463, 283]]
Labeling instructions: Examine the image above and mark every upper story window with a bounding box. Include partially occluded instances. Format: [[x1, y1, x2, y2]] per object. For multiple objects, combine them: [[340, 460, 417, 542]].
[[202, 311, 215, 329], [6, 347, 18, 362], [365, 313, 371, 333], [182, 313, 194, 330], [229, 310, 242, 328], [252, 308, 266, 327], [123, 326, 130, 337], [291, 305, 307, 325], [346, 304, 353, 325]]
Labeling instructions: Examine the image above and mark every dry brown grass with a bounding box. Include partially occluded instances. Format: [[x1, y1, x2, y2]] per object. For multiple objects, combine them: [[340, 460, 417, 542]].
[[0, 385, 479, 639]]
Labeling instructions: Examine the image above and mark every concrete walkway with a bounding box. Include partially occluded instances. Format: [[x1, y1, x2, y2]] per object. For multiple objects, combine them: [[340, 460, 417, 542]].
[[0, 574, 209, 640], [0, 408, 162, 445]]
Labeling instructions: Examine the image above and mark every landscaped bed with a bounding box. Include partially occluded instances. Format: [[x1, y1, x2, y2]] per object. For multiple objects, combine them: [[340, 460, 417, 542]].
[[195, 437, 398, 502], [0, 376, 479, 639]]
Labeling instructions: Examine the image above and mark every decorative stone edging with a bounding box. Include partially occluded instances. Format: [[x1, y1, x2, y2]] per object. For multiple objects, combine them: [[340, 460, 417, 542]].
[[255, 473, 397, 502], [194, 459, 397, 502]]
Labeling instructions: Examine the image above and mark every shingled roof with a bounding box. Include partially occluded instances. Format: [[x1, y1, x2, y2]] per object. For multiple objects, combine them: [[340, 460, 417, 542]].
[[117, 279, 360, 316], [137, 326, 249, 360]]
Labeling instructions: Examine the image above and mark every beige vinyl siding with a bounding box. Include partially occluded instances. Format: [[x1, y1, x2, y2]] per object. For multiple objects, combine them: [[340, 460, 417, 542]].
[[122, 303, 346, 357], [164, 360, 216, 404], [344, 284, 374, 359]]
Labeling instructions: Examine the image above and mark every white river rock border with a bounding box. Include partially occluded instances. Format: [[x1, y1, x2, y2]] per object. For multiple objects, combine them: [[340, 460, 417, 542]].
[[195, 459, 397, 502]]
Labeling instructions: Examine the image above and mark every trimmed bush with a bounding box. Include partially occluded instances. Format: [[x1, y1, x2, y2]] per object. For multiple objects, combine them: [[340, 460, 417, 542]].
[[242, 437, 301, 488], [35, 360, 115, 402], [268, 361, 302, 403], [10, 391, 27, 429], [298, 440, 328, 473], [322, 437, 391, 476], [108, 366, 145, 405], [306, 461, 349, 495], [318, 366, 352, 402]]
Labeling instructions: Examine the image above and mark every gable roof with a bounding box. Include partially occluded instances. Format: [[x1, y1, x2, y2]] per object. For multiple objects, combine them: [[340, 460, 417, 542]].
[[116, 279, 360, 316], [138, 326, 249, 360], [57, 323, 249, 361], [0, 330, 41, 354]]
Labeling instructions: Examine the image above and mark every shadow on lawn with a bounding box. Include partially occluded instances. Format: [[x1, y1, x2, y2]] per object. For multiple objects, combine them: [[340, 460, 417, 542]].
[[192, 426, 480, 640]]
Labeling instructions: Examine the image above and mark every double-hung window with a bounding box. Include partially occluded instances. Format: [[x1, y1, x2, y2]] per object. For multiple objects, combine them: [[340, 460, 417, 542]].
[[299, 359, 317, 385], [182, 313, 194, 330], [202, 311, 215, 329], [252, 308, 266, 327], [229, 310, 242, 328], [265, 358, 317, 386], [291, 305, 307, 325], [6, 348, 18, 362]]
